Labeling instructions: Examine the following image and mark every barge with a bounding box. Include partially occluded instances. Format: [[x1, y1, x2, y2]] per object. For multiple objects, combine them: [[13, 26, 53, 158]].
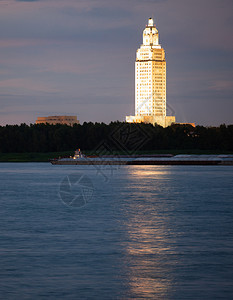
[[50, 150, 233, 165]]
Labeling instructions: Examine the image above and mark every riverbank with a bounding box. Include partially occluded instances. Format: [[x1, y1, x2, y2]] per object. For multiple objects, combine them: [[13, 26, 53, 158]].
[[0, 151, 72, 162], [1, 150, 233, 162]]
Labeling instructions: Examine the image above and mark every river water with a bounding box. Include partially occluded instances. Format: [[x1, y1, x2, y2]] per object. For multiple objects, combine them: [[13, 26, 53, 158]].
[[0, 163, 233, 299]]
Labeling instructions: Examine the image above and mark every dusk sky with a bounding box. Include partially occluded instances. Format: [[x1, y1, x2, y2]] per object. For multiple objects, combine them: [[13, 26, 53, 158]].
[[0, 0, 233, 126]]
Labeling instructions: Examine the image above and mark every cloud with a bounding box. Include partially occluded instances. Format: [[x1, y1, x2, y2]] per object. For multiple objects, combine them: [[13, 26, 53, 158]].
[[0, 38, 50, 48], [208, 80, 233, 92]]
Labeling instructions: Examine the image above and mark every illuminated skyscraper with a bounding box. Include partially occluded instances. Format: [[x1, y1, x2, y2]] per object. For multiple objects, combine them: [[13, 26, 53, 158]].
[[126, 18, 175, 127]]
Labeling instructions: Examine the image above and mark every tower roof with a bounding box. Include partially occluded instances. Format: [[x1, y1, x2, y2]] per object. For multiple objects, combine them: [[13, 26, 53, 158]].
[[148, 18, 154, 27], [142, 17, 160, 47]]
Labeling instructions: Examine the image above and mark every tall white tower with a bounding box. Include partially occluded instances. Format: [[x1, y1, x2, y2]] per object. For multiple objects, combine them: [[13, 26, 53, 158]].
[[126, 18, 175, 127]]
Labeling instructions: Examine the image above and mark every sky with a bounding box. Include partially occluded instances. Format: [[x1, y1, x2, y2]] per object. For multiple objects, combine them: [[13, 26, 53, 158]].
[[0, 0, 233, 126]]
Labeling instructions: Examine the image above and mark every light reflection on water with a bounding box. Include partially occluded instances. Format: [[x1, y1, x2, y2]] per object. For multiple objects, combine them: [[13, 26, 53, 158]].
[[120, 166, 173, 298], [123, 219, 173, 298]]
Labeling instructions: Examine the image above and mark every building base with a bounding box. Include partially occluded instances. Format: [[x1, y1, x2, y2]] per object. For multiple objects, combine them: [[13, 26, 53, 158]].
[[126, 115, 176, 128]]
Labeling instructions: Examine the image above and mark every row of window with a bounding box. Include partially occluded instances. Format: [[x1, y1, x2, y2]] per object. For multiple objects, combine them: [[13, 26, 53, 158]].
[[136, 66, 165, 68], [137, 82, 156, 84]]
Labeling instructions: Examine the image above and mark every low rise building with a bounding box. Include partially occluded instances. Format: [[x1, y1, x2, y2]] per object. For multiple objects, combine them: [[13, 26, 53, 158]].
[[35, 116, 79, 126], [178, 123, 196, 127]]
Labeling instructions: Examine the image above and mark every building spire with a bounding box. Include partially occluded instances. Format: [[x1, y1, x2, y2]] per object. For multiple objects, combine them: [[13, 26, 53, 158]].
[[148, 18, 154, 27]]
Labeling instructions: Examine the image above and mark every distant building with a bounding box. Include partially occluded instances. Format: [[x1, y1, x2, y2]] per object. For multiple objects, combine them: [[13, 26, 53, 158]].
[[178, 123, 196, 127], [126, 18, 175, 127], [35, 116, 79, 126]]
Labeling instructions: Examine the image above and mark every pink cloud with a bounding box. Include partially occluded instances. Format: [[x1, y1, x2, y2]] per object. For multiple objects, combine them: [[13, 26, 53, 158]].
[[0, 77, 59, 94], [0, 38, 55, 48], [208, 80, 233, 92]]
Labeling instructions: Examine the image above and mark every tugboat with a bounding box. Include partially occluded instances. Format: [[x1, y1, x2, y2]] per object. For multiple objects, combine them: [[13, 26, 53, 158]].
[[50, 149, 87, 165], [73, 149, 86, 159]]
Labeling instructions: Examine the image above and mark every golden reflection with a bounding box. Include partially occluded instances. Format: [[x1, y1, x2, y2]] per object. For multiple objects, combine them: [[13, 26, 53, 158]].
[[128, 165, 172, 178], [122, 166, 174, 299]]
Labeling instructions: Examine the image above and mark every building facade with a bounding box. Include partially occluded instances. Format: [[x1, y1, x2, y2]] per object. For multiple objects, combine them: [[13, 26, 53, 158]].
[[126, 18, 175, 127], [35, 116, 79, 126]]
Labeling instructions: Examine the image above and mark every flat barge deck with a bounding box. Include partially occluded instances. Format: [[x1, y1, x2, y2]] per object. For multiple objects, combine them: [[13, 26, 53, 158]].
[[51, 155, 233, 165]]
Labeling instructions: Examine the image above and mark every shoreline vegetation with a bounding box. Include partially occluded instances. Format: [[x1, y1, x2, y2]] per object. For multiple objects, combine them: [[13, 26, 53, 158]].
[[0, 122, 233, 162]]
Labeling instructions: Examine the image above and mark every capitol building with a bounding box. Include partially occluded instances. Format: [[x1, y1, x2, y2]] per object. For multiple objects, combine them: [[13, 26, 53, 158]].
[[126, 18, 176, 127]]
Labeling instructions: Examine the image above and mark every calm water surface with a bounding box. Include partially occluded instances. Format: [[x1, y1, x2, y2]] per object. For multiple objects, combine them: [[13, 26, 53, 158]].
[[0, 163, 233, 299]]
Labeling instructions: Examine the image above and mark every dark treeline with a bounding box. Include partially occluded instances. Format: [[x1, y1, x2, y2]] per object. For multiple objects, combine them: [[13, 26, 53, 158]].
[[0, 122, 233, 153]]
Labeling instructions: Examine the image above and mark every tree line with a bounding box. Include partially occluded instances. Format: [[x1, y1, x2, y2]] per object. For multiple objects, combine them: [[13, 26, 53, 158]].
[[0, 122, 233, 153]]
